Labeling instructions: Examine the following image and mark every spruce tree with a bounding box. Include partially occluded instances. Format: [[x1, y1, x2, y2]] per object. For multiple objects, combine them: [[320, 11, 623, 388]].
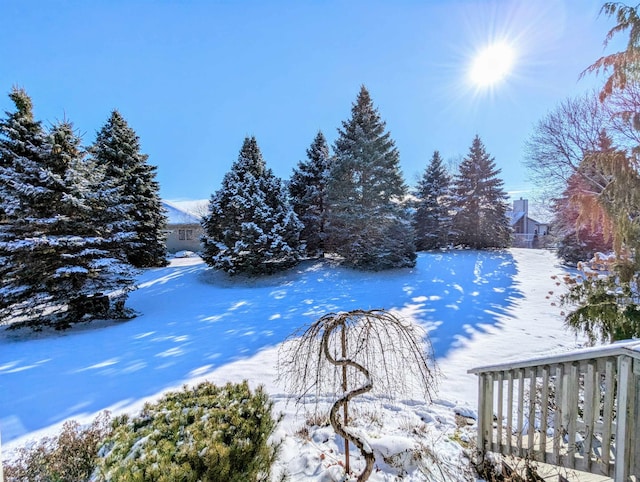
[[42, 121, 137, 322], [450, 135, 511, 249], [326, 86, 415, 270], [0, 88, 48, 216], [0, 87, 50, 322], [289, 131, 331, 257], [0, 90, 135, 326], [91, 111, 168, 268], [413, 150, 452, 250], [201, 136, 302, 275]]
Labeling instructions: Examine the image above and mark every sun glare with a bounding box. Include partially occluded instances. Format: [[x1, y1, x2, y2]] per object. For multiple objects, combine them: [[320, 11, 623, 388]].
[[469, 42, 516, 87]]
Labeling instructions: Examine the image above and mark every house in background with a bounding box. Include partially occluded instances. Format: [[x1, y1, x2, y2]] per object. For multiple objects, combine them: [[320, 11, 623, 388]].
[[162, 200, 204, 253], [508, 198, 550, 248]]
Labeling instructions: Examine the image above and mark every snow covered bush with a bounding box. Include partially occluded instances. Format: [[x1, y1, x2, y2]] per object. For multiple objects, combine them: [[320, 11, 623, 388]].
[[95, 381, 279, 482], [4, 412, 112, 481]]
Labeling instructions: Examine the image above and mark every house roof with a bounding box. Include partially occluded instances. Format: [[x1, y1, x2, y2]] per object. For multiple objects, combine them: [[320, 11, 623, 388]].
[[506, 210, 548, 227], [507, 210, 526, 226], [162, 200, 201, 225], [528, 216, 547, 226]]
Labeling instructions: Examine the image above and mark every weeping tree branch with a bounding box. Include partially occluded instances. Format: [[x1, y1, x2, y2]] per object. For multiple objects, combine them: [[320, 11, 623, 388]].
[[278, 309, 439, 481]]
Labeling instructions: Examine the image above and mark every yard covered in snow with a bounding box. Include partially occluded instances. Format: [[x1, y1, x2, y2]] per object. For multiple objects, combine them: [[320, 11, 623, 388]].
[[0, 248, 586, 480]]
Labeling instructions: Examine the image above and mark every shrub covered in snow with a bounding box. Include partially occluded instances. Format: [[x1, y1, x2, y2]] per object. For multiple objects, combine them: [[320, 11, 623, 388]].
[[96, 381, 279, 482], [173, 250, 197, 258]]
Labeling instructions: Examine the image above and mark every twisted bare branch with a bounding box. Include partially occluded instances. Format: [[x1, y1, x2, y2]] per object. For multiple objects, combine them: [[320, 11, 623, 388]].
[[278, 309, 438, 481]]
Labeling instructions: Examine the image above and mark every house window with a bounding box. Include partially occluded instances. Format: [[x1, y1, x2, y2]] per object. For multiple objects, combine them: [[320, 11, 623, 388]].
[[186, 229, 194, 240], [178, 229, 194, 241]]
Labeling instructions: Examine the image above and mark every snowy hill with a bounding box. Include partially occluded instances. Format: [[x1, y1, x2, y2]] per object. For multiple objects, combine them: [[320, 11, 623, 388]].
[[0, 248, 585, 480]]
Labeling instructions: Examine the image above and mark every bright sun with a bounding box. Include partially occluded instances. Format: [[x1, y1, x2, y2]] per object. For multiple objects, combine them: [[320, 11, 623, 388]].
[[469, 42, 516, 87]]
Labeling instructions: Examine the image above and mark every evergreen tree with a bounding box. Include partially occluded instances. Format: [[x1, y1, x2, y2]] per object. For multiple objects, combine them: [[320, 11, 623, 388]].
[[91, 111, 168, 268], [0, 90, 135, 326], [201, 136, 302, 275], [326, 86, 415, 270], [42, 121, 136, 323], [413, 150, 452, 250], [0, 88, 47, 216], [0, 87, 50, 321], [450, 135, 511, 249], [289, 131, 331, 257]]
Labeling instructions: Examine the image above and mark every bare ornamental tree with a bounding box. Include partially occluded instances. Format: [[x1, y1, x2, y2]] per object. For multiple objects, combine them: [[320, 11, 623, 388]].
[[278, 309, 438, 482]]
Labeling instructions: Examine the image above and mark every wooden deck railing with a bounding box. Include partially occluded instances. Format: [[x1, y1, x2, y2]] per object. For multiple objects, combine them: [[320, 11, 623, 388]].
[[469, 342, 640, 481]]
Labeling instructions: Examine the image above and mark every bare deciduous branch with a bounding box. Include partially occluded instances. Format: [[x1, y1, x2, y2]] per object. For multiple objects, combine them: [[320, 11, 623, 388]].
[[277, 309, 438, 481]]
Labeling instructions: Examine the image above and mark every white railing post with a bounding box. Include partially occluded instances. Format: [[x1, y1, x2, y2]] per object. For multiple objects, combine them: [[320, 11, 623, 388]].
[[539, 365, 550, 463], [615, 355, 633, 481], [553, 363, 564, 466], [602, 359, 616, 476], [469, 342, 640, 480], [516, 368, 524, 456], [566, 362, 579, 469], [527, 367, 536, 455], [485, 372, 494, 452], [477, 373, 487, 452], [582, 360, 598, 473], [496, 371, 504, 453], [506, 370, 514, 456], [631, 360, 639, 478]]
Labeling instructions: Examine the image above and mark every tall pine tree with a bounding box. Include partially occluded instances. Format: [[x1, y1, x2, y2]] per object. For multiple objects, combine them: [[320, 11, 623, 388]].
[[91, 111, 168, 268], [413, 150, 452, 250], [42, 121, 137, 323], [0, 87, 50, 322], [0, 90, 135, 326], [0, 88, 48, 216], [450, 135, 511, 249], [202, 136, 302, 275], [289, 131, 331, 258], [326, 86, 415, 270]]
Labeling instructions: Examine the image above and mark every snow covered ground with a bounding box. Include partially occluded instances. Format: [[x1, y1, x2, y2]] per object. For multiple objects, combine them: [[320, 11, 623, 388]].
[[0, 248, 586, 480]]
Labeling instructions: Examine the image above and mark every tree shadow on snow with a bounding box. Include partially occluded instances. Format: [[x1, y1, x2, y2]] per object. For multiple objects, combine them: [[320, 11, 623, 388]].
[[402, 250, 524, 358], [0, 250, 522, 443]]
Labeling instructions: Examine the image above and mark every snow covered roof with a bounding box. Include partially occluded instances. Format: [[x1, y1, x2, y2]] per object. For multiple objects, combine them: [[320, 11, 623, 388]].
[[507, 210, 526, 225], [506, 210, 548, 227], [162, 200, 202, 225]]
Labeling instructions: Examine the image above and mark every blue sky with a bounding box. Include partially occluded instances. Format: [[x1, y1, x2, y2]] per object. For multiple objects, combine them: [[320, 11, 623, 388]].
[[0, 1, 622, 204]]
